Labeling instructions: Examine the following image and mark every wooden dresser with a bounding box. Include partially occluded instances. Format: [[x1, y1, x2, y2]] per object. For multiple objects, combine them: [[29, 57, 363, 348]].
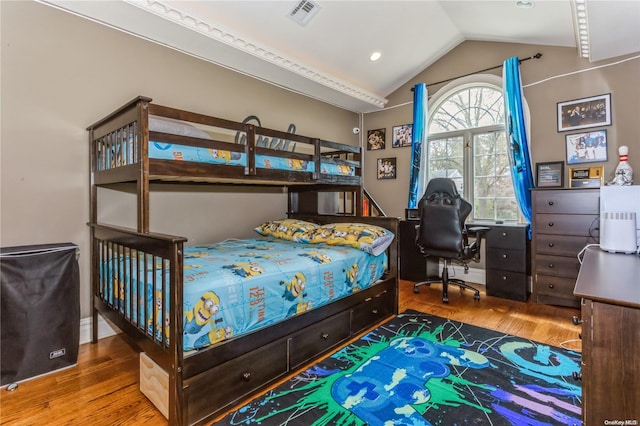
[[574, 247, 640, 425], [532, 188, 599, 307]]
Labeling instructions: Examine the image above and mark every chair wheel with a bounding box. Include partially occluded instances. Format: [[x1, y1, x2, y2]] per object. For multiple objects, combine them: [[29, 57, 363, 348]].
[[474, 294, 480, 301], [413, 287, 419, 294], [443, 297, 449, 303]]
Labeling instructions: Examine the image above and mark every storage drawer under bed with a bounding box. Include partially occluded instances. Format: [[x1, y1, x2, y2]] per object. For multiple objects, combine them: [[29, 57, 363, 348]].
[[289, 310, 351, 369]]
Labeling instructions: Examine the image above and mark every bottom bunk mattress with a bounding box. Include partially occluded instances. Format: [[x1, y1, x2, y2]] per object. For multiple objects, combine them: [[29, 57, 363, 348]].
[[101, 236, 387, 351]]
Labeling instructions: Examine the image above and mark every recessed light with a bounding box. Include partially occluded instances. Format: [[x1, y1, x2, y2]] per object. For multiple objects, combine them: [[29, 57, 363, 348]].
[[515, 0, 534, 9], [370, 51, 382, 62]]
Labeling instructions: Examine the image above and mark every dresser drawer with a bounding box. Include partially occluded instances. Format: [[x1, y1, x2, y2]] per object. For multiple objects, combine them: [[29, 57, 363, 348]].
[[184, 338, 288, 422], [486, 247, 527, 273], [486, 269, 528, 301], [535, 274, 577, 299], [535, 254, 581, 278], [534, 214, 599, 236], [535, 234, 594, 256], [289, 310, 350, 369], [486, 226, 527, 250], [351, 287, 394, 335], [533, 189, 600, 214]]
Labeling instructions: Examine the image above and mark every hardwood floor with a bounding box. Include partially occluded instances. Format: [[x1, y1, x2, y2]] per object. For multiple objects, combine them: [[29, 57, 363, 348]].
[[0, 280, 581, 425]]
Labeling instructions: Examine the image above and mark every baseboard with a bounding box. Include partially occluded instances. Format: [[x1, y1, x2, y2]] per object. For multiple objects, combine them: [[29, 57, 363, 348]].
[[79, 315, 120, 345]]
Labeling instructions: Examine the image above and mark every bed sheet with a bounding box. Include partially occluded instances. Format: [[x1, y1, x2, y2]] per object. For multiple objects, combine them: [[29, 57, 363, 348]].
[[147, 142, 356, 176], [102, 236, 387, 351]]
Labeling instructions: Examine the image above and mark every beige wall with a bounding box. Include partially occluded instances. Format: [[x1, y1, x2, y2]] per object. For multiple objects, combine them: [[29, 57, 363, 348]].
[[0, 1, 359, 318], [364, 41, 640, 219]]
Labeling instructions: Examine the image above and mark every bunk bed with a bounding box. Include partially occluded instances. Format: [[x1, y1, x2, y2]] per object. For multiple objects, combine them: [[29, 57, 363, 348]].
[[87, 96, 399, 426]]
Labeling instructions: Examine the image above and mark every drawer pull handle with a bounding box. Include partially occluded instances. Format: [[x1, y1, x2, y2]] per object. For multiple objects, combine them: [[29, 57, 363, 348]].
[[502, 254, 507, 259], [548, 263, 555, 268], [502, 276, 507, 280], [548, 222, 554, 227], [321, 333, 329, 340], [548, 201, 554, 206], [242, 372, 252, 382], [548, 243, 554, 247], [548, 284, 555, 289], [372, 308, 378, 314], [501, 232, 507, 237]]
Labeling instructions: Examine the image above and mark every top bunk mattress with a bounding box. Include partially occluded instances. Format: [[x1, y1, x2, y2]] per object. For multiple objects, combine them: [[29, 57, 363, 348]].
[[104, 236, 387, 351]]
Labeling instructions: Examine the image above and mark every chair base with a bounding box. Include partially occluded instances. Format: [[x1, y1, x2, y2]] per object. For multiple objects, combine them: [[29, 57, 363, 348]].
[[413, 260, 480, 304]]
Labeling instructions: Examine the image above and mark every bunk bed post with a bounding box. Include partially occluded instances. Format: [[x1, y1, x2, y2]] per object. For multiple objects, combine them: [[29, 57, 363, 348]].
[[245, 124, 256, 176], [169, 241, 185, 426], [137, 99, 151, 233], [88, 127, 99, 344], [312, 138, 321, 180]]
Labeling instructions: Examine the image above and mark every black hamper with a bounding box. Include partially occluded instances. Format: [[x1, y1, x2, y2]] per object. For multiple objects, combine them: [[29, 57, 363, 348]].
[[1, 243, 79, 386]]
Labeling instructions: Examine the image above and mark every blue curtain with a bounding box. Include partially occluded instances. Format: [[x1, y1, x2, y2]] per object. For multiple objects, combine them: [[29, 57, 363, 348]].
[[503, 57, 535, 238], [408, 83, 429, 209]]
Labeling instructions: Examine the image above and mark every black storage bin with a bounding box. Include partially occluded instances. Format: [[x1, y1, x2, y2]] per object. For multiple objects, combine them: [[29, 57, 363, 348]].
[[1, 243, 79, 386]]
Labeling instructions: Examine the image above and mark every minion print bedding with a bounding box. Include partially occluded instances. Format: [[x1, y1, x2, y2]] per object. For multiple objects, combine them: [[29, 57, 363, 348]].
[[104, 236, 387, 351], [148, 142, 356, 176]]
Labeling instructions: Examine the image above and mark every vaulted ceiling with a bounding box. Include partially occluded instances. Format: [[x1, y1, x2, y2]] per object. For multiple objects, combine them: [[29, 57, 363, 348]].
[[43, 0, 640, 112]]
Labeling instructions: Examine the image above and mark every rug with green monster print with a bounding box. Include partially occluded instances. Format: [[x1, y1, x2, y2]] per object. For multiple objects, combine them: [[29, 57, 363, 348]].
[[214, 310, 582, 426]]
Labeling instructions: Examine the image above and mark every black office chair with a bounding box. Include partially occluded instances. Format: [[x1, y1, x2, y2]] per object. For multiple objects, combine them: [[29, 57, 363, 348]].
[[413, 178, 489, 303]]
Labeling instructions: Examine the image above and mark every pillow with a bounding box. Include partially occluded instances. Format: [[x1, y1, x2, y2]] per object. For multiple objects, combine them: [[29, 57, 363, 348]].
[[301, 223, 394, 256], [254, 219, 318, 241], [149, 115, 212, 140]]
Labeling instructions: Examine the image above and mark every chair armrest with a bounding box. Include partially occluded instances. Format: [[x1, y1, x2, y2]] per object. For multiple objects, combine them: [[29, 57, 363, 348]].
[[467, 226, 490, 260]]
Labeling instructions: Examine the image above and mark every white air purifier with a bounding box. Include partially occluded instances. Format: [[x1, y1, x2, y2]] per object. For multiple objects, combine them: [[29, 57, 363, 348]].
[[600, 211, 637, 254]]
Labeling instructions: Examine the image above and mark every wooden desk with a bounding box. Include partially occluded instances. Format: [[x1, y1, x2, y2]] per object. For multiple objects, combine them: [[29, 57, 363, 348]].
[[574, 247, 640, 425]]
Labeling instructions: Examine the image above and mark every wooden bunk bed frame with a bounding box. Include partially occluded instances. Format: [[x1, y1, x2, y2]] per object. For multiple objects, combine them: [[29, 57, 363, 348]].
[[87, 96, 399, 425]]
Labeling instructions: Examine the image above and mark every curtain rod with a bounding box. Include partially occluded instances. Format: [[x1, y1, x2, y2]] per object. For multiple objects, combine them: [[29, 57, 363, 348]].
[[412, 53, 542, 90]]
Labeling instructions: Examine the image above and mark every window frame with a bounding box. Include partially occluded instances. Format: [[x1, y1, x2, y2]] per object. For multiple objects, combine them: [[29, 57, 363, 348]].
[[425, 74, 525, 222]]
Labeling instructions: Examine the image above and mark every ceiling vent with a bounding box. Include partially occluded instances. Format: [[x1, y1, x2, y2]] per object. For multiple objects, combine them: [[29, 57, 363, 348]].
[[288, 0, 321, 26]]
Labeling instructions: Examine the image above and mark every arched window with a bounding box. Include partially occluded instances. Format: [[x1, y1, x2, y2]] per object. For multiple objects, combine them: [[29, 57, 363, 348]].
[[426, 78, 517, 221]]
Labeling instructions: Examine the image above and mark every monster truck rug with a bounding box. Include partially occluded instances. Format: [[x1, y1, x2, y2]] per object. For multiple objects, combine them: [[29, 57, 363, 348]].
[[215, 310, 582, 425]]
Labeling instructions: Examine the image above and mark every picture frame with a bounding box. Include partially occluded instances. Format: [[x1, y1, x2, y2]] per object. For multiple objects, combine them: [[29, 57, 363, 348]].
[[391, 124, 412, 148], [565, 129, 608, 165], [557, 93, 611, 132], [366, 128, 386, 150], [377, 157, 396, 179], [569, 166, 604, 188], [536, 161, 564, 188]]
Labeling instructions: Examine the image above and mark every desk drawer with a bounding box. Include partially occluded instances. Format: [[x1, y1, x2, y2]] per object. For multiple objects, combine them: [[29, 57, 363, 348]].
[[535, 234, 594, 256], [534, 214, 599, 236], [289, 311, 350, 369], [486, 248, 527, 273], [486, 269, 528, 301], [486, 226, 527, 250], [535, 254, 581, 278]]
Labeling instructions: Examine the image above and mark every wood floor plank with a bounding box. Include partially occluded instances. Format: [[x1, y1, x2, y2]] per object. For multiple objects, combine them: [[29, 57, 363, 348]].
[[0, 280, 581, 425]]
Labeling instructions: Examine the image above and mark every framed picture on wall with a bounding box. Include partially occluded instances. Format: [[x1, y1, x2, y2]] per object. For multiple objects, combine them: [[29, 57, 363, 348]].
[[557, 93, 611, 132], [377, 157, 396, 179], [565, 129, 608, 165], [391, 124, 412, 148], [366, 128, 386, 150]]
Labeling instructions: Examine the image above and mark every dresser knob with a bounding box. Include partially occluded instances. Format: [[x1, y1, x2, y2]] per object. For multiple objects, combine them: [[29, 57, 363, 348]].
[[502, 276, 507, 280], [321, 333, 329, 340], [548, 222, 554, 227], [548, 284, 555, 289], [548, 201, 554, 206], [548, 263, 555, 268], [501, 232, 507, 237], [548, 243, 554, 247], [242, 372, 252, 381], [502, 254, 507, 259], [372, 308, 378, 314]]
